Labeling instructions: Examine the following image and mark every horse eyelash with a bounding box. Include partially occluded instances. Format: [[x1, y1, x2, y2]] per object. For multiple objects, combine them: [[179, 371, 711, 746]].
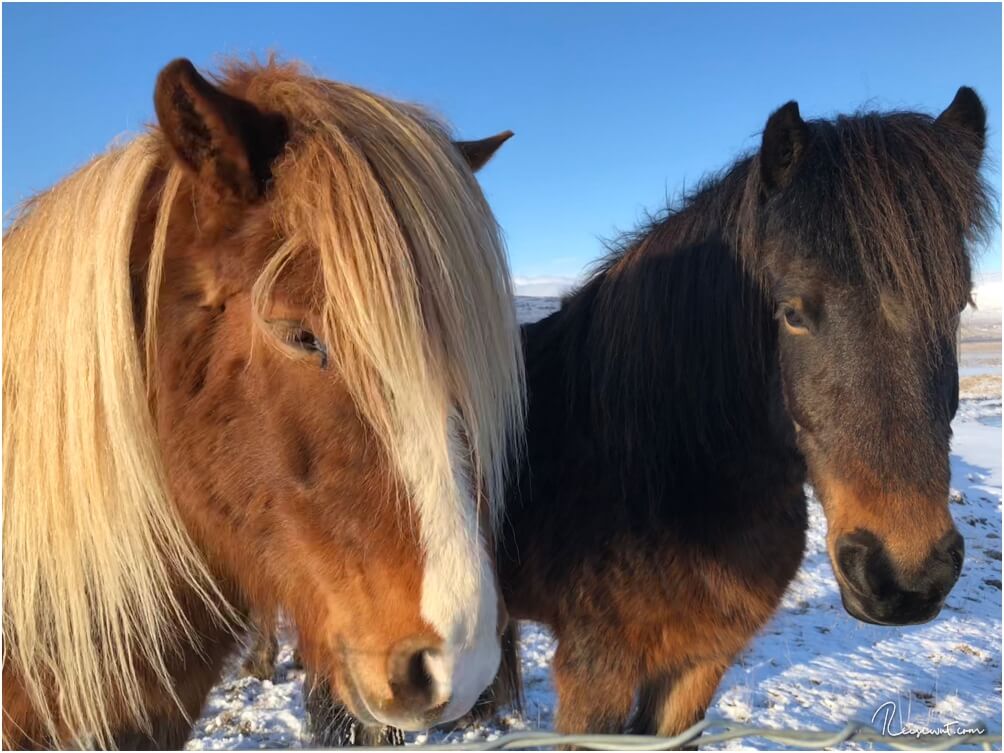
[[269, 319, 330, 369], [291, 330, 330, 370]]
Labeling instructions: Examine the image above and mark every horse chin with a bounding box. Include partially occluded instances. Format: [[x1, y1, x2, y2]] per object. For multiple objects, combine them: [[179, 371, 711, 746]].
[[336, 662, 438, 732], [333, 671, 386, 728]]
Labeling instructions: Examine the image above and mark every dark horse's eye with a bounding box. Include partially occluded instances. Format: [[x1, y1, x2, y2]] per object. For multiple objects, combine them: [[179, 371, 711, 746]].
[[781, 305, 809, 332]]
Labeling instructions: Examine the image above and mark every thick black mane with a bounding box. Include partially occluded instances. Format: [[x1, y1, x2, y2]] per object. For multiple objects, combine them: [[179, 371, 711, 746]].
[[587, 108, 994, 330], [526, 160, 785, 509]]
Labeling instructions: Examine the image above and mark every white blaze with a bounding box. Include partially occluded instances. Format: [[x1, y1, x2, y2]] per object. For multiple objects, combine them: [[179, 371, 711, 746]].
[[391, 411, 500, 728], [420, 413, 500, 721]]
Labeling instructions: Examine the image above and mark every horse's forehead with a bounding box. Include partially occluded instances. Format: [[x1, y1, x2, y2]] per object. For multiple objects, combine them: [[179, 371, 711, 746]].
[[263, 246, 321, 301], [766, 250, 831, 293], [181, 200, 324, 302]]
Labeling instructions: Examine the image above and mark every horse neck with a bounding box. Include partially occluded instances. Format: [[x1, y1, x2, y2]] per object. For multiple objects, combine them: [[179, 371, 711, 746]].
[[542, 181, 797, 495]]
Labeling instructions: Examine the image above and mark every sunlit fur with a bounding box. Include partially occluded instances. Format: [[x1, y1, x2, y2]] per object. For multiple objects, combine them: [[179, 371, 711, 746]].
[[3, 59, 524, 747]]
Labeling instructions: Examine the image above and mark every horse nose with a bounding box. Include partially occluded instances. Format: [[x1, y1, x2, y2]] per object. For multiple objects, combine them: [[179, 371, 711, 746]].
[[387, 638, 450, 715], [935, 529, 965, 581], [835, 529, 963, 625]]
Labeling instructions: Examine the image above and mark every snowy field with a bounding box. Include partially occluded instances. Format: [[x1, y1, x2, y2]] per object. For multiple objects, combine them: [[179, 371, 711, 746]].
[[188, 297, 1002, 750]]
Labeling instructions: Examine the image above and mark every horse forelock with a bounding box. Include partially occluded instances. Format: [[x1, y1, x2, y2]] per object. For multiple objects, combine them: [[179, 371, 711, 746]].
[[233, 60, 525, 536], [751, 111, 994, 335]]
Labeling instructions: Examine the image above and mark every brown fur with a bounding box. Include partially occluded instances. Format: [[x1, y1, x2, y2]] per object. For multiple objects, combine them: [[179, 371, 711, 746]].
[[4, 590, 237, 750], [503, 497, 806, 737], [147, 178, 441, 720]]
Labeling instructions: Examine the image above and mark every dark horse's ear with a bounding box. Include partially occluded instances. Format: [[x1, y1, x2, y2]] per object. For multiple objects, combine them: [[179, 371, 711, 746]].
[[454, 131, 513, 172], [936, 87, 986, 151], [760, 101, 809, 192], [154, 59, 288, 202]]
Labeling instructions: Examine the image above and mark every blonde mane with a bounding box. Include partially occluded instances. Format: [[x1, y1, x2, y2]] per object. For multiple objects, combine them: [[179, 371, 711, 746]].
[[3, 136, 222, 747], [3, 59, 525, 747]]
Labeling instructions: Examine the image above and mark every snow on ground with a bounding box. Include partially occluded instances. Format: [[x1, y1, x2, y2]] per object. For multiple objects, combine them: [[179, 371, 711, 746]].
[[188, 297, 1001, 750]]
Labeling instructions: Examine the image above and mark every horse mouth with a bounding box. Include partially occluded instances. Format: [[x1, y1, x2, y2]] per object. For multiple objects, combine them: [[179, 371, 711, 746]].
[[339, 663, 447, 732], [835, 574, 945, 626]]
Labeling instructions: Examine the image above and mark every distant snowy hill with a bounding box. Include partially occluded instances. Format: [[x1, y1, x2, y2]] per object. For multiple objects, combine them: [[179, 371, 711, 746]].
[[969, 277, 1003, 314], [512, 276, 578, 298], [963, 278, 1002, 346], [514, 274, 1004, 313]]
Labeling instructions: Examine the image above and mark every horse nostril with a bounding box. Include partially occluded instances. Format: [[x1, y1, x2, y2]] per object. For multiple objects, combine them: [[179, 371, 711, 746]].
[[835, 527, 966, 626], [406, 650, 434, 695], [387, 639, 445, 713], [835, 530, 883, 596], [939, 529, 965, 580], [949, 545, 963, 578]]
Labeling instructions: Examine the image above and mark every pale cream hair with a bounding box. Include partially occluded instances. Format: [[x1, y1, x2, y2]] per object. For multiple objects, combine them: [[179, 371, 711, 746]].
[[3, 59, 525, 747]]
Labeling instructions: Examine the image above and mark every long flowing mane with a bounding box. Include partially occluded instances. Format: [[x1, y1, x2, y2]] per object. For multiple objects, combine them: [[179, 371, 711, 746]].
[[3, 58, 524, 746], [3, 137, 219, 746], [546, 107, 993, 498]]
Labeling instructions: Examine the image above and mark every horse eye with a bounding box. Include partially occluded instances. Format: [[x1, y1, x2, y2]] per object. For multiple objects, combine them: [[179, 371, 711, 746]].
[[782, 305, 808, 332], [288, 327, 329, 368], [291, 328, 319, 350]]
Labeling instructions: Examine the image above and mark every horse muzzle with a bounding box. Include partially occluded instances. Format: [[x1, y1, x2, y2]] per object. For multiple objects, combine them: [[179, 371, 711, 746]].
[[833, 528, 964, 626]]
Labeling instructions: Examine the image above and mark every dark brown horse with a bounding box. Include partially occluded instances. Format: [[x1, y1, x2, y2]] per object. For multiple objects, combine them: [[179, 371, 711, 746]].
[[307, 87, 992, 744], [2, 58, 524, 748], [499, 87, 991, 737]]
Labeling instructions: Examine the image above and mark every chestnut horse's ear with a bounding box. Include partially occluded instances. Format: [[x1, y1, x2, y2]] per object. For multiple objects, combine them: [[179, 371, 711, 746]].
[[760, 101, 809, 192], [936, 86, 986, 152], [454, 131, 513, 172], [154, 58, 288, 202]]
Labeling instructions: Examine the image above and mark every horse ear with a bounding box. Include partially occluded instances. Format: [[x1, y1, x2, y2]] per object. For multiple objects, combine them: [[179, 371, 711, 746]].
[[154, 58, 288, 202], [936, 87, 986, 150], [454, 131, 513, 172], [760, 101, 809, 192]]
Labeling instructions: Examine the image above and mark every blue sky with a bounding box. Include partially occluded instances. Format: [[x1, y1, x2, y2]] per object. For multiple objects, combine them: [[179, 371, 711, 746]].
[[4, 3, 1001, 283]]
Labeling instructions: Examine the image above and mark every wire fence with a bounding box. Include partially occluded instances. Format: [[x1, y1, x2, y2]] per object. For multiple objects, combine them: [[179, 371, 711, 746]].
[[336, 718, 1001, 751]]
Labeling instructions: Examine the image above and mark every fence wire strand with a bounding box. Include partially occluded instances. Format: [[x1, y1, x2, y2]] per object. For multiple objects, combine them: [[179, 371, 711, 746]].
[[326, 718, 1001, 751]]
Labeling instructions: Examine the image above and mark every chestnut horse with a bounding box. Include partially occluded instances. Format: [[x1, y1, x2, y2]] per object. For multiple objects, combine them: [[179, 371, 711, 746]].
[[2, 58, 524, 748], [307, 88, 992, 743]]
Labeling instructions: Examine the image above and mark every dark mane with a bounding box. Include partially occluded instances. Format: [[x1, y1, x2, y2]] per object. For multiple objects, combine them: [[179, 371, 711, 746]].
[[753, 111, 994, 330], [593, 108, 995, 330], [535, 106, 994, 503], [540, 160, 778, 505]]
